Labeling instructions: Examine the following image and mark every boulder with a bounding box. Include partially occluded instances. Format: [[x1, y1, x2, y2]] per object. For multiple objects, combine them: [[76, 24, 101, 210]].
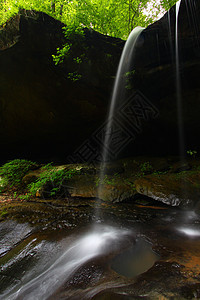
[[21, 163, 136, 202], [135, 170, 200, 208], [22, 169, 42, 185]]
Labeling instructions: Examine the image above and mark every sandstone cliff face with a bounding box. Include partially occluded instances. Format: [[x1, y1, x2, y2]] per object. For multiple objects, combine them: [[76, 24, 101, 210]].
[[0, 10, 124, 162], [127, 0, 200, 156], [0, 0, 200, 162]]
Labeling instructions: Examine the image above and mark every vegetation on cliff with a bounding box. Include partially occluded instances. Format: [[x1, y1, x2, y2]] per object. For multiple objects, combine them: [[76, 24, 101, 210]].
[[1, 0, 178, 39], [0, 160, 81, 200]]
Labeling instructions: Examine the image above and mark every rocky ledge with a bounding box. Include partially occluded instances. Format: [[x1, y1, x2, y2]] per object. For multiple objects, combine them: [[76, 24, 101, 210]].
[[1, 156, 200, 222]]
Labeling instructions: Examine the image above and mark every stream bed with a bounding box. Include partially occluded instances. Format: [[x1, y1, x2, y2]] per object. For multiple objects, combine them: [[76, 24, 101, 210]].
[[1, 199, 200, 299]]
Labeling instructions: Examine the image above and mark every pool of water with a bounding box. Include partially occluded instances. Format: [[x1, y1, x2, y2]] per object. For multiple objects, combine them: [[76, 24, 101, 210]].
[[111, 238, 159, 278]]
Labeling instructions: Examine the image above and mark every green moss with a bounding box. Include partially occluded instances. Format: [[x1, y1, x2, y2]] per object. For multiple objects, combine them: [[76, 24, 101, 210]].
[[96, 173, 120, 187], [0, 160, 81, 200], [28, 164, 80, 199], [187, 150, 197, 158], [124, 179, 136, 192], [0, 159, 38, 191], [140, 162, 153, 175], [52, 24, 86, 81], [0, 209, 8, 219]]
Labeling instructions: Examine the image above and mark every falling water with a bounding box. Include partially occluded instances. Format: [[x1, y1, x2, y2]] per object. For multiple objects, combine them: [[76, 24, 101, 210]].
[[97, 27, 145, 203], [175, 0, 185, 158], [103, 27, 145, 137], [2, 225, 131, 300]]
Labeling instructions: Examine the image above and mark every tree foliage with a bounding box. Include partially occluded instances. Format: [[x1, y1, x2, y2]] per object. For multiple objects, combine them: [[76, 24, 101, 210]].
[[0, 0, 179, 80], [1, 0, 179, 39]]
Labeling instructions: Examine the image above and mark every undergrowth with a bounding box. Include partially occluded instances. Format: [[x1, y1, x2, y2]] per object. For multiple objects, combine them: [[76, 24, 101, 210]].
[[0, 159, 38, 191], [27, 163, 80, 199], [0, 160, 80, 200]]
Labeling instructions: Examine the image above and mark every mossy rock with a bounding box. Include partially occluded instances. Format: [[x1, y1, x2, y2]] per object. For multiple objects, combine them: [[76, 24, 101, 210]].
[[135, 170, 200, 208]]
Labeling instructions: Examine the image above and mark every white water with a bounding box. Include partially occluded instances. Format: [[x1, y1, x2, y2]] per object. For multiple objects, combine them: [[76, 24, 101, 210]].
[[178, 227, 200, 237], [97, 27, 145, 202], [175, 0, 185, 158], [3, 225, 131, 300], [101, 26, 144, 163]]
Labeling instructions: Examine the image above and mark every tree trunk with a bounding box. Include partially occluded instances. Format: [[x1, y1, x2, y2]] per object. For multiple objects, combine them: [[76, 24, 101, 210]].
[[60, 4, 63, 16], [51, 1, 55, 13]]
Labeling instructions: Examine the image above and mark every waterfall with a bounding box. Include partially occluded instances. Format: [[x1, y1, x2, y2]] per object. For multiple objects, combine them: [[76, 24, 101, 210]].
[[97, 27, 145, 206], [2, 26, 152, 300], [175, 0, 185, 158]]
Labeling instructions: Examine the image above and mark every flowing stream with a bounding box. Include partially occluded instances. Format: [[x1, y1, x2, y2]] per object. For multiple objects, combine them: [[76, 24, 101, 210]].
[[2, 225, 131, 300]]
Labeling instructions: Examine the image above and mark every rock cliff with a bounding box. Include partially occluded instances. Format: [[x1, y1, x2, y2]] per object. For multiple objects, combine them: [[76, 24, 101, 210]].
[[0, 0, 199, 162]]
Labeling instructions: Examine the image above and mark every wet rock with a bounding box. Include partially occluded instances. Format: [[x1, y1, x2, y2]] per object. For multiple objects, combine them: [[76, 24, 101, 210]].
[[103, 164, 125, 176], [181, 283, 200, 299], [18, 157, 200, 205], [67, 173, 97, 198], [21, 164, 97, 199], [128, 261, 186, 298], [22, 169, 42, 185], [169, 161, 191, 173], [135, 171, 200, 208], [66, 171, 135, 202], [0, 221, 32, 257], [97, 182, 136, 203], [1, 194, 200, 299], [92, 292, 138, 299], [21, 162, 136, 202]]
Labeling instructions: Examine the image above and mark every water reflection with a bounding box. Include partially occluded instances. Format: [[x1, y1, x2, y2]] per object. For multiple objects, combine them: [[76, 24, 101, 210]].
[[111, 238, 159, 278]]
